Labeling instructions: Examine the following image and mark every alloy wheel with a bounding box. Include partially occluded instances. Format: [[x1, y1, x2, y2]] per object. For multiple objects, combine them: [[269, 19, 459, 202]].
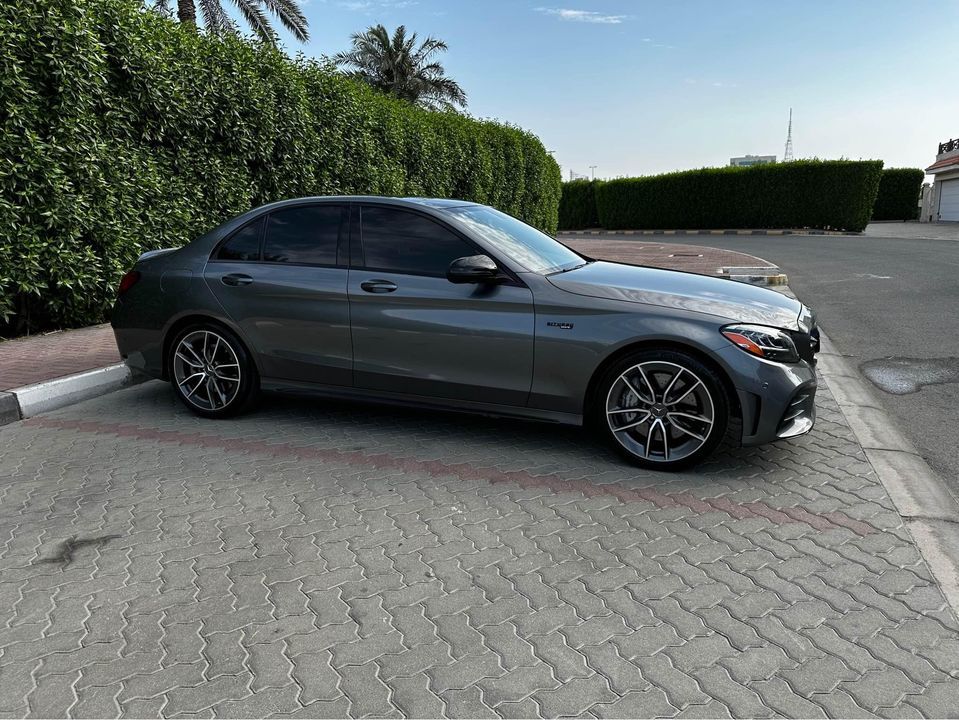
[[605, 360, 715, 463], [172, 330, 242, 412]]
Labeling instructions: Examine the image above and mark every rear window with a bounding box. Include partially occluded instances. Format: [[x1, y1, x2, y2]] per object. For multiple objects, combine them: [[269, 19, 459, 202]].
[[263, 205, 344, 265], [215, 219, 262, 262]]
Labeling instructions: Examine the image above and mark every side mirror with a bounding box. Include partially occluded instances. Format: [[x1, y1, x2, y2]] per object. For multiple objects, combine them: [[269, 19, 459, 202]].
[[447, 255, 503, 284]]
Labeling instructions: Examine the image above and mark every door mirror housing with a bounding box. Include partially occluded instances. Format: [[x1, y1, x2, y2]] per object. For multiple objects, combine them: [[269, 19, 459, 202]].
[[447, 255, 503, 284]]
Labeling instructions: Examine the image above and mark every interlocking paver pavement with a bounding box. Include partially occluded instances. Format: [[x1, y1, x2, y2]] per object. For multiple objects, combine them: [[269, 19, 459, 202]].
[[1, 378, 958, 718]]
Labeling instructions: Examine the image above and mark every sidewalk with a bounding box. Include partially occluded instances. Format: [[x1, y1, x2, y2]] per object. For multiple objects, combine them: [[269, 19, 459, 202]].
[[0, 324, 129, 424], [864, 221, 959, 241], [0, 324, 119, 391]]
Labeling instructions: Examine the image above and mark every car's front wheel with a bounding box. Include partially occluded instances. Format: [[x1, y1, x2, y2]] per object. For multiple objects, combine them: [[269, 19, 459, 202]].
[[169, 323, 258, 418], [592, 349, 729, 470]]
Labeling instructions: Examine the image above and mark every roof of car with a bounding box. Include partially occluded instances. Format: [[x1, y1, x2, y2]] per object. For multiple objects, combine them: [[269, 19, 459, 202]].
[[400, 197, 478, 209], [210, 196, 483, 240], [254, 195, 479, 210]]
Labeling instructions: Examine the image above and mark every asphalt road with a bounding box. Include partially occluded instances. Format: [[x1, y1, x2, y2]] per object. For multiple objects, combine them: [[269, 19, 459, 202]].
[[567, 223, 959, 494]]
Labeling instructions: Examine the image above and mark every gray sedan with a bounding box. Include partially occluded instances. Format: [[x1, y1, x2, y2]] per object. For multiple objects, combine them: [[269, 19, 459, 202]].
[[111, 196, 819, 470]]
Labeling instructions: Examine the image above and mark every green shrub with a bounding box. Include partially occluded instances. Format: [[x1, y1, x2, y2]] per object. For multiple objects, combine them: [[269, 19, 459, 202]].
[[872, 168, 923, 221], [0, 0, 561, 333], [593, 160, 883, 232], [558, 180, 602, 230]]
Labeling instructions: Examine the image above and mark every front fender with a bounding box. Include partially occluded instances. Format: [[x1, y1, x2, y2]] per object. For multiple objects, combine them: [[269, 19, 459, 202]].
[[526, 284, 731, 415]]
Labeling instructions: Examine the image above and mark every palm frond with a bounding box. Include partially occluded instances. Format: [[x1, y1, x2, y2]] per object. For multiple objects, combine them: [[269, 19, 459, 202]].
[[417, 75, 467, 110], [259, 0, 309, 43], [232, 0, 276, 43], [412, 37, 447, 65], [173, 0, 308, 43], [200, 0, 237, 34], [149, 0, 174, 17], [332, 49, 360, 67]]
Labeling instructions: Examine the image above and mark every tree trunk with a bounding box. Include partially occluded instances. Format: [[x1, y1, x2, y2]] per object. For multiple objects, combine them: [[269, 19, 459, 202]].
[[177, 0, 197, 27]]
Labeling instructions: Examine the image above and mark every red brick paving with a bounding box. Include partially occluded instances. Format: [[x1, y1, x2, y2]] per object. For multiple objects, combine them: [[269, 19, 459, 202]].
[[0, 243, 774, 391], [26, 415, 877, 536], [564, 239, 775, 276], [0, 324, 119, 391]]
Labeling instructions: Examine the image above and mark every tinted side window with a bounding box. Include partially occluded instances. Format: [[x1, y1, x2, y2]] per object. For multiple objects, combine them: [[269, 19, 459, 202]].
[[361, 207, 475, 276], [263, 205, 343, 265], [216, 219, 262, 261]]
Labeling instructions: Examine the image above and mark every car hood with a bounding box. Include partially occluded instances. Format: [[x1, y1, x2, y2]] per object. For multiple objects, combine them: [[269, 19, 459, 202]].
[[548, 261, 804, 330]]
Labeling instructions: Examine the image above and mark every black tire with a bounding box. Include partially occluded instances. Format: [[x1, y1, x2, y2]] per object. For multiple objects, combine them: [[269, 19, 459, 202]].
[[590, 348, 729, 471], [168, 322, 259, 418]]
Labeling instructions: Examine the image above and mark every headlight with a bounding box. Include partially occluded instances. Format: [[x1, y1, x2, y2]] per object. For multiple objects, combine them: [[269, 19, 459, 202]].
[[721, 324, 800, 363]]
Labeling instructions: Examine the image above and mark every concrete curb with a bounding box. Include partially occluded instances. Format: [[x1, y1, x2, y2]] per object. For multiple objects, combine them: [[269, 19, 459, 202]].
[[723, 274, 789, 287], [1, 363, 145, 424], [719, 266, 789, 286], [0, 391, 21, 425], [815, 330, 959, 618], [557, 228, 863, 237]]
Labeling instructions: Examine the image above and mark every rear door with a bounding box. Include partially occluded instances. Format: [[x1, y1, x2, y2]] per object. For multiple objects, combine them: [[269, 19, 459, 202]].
[[348, 204, 535, 406], [205, 203, 352, 386]]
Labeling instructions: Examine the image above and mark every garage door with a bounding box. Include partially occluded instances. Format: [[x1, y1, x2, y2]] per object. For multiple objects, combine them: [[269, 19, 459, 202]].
[[939, 178, 959, 221]]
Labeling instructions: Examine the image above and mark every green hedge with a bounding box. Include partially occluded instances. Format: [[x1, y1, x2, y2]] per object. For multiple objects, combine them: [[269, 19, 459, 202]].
[[589, 160, 883, 232], [558, 179, 602, 230], [0, 0, 561, 333], [872, 168, 923, 221]]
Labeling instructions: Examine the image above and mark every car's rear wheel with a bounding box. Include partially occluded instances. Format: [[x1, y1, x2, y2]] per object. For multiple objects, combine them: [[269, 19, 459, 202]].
[[169, 324, 258, 418], [591, 349, 729, 470]]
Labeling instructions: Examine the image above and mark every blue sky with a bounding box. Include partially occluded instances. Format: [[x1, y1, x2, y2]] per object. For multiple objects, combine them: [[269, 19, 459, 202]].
[[277, 0, 959, 179]]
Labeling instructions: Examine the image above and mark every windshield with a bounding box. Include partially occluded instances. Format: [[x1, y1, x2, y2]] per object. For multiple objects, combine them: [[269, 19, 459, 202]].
[[448, 206, 585, 274]]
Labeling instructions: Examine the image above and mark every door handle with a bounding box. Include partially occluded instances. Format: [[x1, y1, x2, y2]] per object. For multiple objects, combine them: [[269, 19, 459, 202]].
[[221, 273, 253, 287], [360, 279, 398, 294]]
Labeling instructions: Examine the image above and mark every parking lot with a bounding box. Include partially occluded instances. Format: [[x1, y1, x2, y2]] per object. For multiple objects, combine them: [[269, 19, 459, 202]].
[[1, 377, 958, 718]]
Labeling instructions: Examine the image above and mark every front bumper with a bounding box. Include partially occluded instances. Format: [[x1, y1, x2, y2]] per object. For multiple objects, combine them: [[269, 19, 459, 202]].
[[712, 344, 818, 447]]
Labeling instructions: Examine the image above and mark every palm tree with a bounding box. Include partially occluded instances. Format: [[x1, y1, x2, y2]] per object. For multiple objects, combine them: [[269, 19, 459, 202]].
[[152, 0, 309, 45], [333, 25, 467, 111]]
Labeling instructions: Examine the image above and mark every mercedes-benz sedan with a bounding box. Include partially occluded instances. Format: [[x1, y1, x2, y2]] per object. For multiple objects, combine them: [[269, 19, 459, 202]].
[[112, 196, 819, 470]]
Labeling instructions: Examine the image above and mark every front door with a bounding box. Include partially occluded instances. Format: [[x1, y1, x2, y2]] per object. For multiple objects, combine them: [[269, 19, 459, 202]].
[[349, 204, 535, 406], [205, 204, 352, 386]]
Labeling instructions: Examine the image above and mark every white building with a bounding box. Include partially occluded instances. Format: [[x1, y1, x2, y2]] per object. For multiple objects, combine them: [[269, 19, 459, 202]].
[[730, 154, 776, 167], [922, 138, 959, 222]]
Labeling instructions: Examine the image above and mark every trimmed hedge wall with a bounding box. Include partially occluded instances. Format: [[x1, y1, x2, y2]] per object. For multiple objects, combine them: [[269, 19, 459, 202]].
[[594, 161, 883, 232], [558, 179, 602, 230], [872, 168, 924, 221], [0, 0, 561, 333]]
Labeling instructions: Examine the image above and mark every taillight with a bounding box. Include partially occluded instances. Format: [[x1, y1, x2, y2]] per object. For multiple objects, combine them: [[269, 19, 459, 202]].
[[117, 270, 141, 297]]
